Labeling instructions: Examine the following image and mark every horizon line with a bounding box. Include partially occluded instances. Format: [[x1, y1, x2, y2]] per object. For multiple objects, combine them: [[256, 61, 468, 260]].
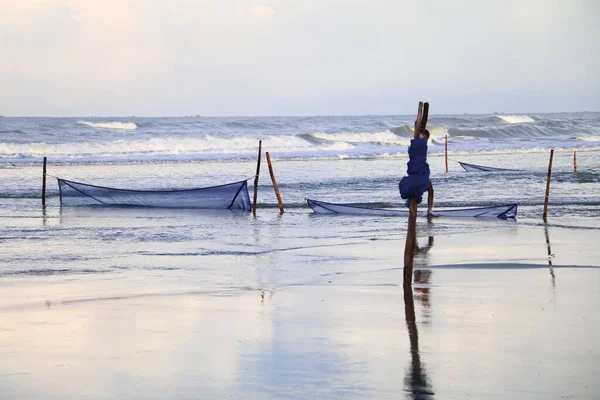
[[2, 110, 599, 118]]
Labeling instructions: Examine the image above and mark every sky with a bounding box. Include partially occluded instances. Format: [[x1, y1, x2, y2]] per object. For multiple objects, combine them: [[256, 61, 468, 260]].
[[0, 0, 598, 116]]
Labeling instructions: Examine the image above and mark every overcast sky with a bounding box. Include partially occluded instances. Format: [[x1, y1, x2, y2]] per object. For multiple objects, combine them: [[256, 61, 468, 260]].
[[0, 0, 598, 116]]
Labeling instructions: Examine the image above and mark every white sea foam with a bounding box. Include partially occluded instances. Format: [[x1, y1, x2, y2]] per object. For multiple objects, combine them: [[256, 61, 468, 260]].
[[0, 134, 353, 160], [578, 136, 600, 142], [311, 131, 411, 146], [496, 115, 535, 124], [428, 126, 450, 146], [77, 121, 137, 130]]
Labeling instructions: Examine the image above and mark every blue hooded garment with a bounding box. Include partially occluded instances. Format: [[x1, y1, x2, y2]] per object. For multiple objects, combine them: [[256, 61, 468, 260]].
[[398, 137, 430, 205]]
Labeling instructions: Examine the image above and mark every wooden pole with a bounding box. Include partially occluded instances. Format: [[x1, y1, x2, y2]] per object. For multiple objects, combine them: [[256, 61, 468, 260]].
[[574, 150, 577, 173], [265, 152, 284, 214], [444, 135, 448, 173], [542, 149, 554, 221], [403, 102, 428, 289], [42, 156, 47, 206], [252, 141, 262, 215]]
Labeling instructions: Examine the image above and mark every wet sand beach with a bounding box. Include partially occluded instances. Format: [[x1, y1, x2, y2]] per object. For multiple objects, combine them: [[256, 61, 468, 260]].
[[1, 210, 599, 399]]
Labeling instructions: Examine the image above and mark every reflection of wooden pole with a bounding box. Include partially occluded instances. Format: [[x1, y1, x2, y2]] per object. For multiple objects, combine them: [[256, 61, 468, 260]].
[[42, 156, 47, 206], [252, 141, 262, 215], [403, 285, 431, 395], [544, 224, 553, 266], [544, 224, 556, 286], [543, 149, 554, 221], [445, 135, 448, 173], [265, 152, 284, 214], [403, 102, 429, 288], [574, 150, 577, 173]]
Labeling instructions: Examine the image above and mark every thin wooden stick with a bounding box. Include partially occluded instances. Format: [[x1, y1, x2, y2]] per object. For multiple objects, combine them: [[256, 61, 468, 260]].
[[574, 150, 577, 173], [266, 152, 284, 214], [445, 135, 448, 173], [42, 156, 47, 206], [252, 141, 262, 215], [543, 149, 554, 221], [403, 102, 428, 289]]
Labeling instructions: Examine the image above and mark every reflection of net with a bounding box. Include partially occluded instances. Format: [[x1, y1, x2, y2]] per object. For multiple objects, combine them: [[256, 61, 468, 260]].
[[58, 178, 251, 211]]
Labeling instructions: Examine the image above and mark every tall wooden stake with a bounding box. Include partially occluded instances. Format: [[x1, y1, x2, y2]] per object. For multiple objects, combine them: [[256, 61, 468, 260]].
[[543, 149, 554, 221], [403, 102, 429, 289], [265, 152, 284, 214], [574, 150, 577, 173], [444, 135, 448, 173], [42, 156, 47, 206], [252, 141, 262, 215]]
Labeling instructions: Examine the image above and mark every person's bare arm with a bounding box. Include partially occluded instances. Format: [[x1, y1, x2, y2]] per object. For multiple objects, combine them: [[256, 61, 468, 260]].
[[427, 181, 434, 213]]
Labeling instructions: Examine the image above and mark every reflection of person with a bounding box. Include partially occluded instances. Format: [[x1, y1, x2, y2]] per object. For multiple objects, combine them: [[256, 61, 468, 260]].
[[403, 286, 434, 398], [420, 130, 434, 215], [414, 236, 434, 311]]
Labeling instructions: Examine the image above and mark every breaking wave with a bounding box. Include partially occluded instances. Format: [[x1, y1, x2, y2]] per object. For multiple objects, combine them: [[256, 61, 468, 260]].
[[307, 131, 410, 146], [77, 121, 137, 130], [496, 115, 535, 124], [578, 136, 600, 142]]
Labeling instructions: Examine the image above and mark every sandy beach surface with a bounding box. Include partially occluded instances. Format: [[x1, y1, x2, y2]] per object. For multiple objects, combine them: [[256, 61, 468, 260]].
[[1, 207, 599, 400]]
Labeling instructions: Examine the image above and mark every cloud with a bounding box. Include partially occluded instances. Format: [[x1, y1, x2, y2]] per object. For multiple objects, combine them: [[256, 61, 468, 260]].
[[0, 0, 597, 115], [234, 4, 275, 18]]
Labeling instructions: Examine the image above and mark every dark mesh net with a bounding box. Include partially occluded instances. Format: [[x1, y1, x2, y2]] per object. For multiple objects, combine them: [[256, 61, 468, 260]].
[[58, 178, 251, 211], [307, 199, 517, 219]]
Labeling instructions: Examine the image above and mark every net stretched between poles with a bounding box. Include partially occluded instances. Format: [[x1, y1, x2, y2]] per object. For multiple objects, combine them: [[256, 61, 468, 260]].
[[57, 178, 252, 211]]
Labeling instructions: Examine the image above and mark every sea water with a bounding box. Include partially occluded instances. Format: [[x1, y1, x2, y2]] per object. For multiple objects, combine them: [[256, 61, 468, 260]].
[[1, 113, 599, 289]]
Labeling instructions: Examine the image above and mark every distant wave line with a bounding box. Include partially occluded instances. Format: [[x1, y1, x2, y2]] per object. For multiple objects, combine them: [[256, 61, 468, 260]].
[[77, 121, 137, 130], [496, 115, 535, 124], [578, 136, 600, 142]]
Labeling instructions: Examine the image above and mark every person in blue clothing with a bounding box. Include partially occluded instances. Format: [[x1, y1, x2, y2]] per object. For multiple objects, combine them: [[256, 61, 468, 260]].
[[399, 128, 434, 214], [420, 130, 434, 215]]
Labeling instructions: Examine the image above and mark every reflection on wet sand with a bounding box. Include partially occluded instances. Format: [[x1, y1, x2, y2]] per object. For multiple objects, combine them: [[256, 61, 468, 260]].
[[404, 235, 435, 398], [404, 286, 434, 399], [545, 224, 555, 287], [414, 236, 434, 323]]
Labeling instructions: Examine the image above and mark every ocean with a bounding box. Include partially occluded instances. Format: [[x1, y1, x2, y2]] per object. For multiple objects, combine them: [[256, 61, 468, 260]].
[[1, 112, 600, 279], [1, 113, 600, 399], [2, 112, 600, 211]]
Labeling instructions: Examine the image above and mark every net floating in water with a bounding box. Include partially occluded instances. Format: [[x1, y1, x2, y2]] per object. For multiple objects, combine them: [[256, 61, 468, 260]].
[[458, 161, 521, 172], [307, 198, 518, 219], [57, 178, 251, 211]]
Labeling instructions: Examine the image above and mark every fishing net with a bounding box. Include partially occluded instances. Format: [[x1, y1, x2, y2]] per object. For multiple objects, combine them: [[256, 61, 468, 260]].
[[307, 199, 517, 219], [458, 162, 520, 172], [57, 178, 251, 211]]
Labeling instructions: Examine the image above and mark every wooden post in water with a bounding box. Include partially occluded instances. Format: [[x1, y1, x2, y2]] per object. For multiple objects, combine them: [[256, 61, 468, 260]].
[[542, 149, 554, 221], [252, 141, 262, 215], [444, 135, 448, 173], [42, 156, 47, 206], [266, 152, 284, 214], [403, 102, 429, 289], [574, 150, 577, 173]]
